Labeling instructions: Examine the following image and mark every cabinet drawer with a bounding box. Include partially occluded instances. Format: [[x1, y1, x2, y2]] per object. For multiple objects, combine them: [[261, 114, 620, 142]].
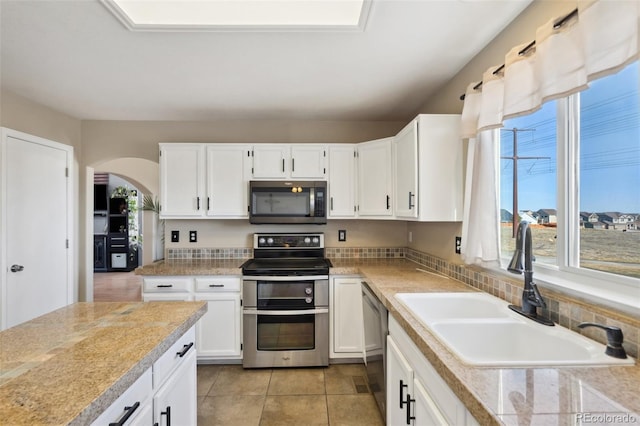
[[91, 368, 152, 426], [153, 326, 196, 389], [143, 277, 193, 292], [195, 276, 241, 292]]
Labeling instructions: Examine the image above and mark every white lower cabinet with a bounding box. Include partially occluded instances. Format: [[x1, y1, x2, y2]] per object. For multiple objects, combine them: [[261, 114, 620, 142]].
[[330, 276, 365, 358], [91, 369, 153, 426], [142, 275, 242, 361], [387, 315, 478, 426], [92, 327, 197, 426], [195, 277, 242, 360], [153, 348, 197, 426]]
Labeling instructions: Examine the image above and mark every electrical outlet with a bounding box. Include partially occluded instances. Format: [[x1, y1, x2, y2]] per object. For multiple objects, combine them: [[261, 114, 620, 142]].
[[338, 230, 346, 242], [189, 231, 197, 243], [171, 231, 179, 242], [455, 236, 462, 254]]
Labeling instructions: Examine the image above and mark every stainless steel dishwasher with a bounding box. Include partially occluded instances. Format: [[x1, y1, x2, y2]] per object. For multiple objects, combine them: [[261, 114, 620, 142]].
[[361, 280, 388, 419]]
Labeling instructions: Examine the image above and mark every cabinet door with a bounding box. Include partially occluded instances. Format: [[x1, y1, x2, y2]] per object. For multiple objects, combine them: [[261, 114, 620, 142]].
[[394, 120, 419, 219], [195, 293, 242, 359], [206, 144, 251, 217], [159, 144, 205, 218], [252, 144, 289, 178], [328, 145, 357, 218], [290, 144, 327, 179], [413, 378, 449, 426], [153, 349, 197, 426], [358, 138, 394, 217], [331, 277, 364, 355], [416, 115, 463, 222], [387, 336, 414, 426]]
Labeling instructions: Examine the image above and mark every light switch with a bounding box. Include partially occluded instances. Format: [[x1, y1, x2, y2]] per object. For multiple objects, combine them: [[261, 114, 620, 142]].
[[171, 231, 179, 242], [338, 230, 346, 242], [189, 231, 197, 243]]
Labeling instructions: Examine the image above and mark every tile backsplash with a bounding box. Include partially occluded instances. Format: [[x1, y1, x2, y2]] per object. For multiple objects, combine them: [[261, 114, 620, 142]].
[[166, 245, 639, 358]]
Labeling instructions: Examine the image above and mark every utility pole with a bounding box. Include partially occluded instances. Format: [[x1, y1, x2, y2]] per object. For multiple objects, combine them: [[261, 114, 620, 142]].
[[500, 128, 550, 238]]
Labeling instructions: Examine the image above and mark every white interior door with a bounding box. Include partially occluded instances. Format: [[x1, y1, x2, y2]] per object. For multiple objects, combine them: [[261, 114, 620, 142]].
[[3, 132, 72, 329]]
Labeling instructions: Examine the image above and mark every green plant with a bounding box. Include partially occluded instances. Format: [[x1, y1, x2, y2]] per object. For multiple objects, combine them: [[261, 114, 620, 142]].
[[111, 186, 139, 250]]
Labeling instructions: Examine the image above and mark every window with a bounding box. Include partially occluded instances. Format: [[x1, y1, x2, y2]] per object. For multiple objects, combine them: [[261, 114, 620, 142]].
[[499, 61, 639, 301]]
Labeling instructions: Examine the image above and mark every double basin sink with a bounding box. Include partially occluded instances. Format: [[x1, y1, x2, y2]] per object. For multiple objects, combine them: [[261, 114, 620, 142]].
[[395, 292, 635, 367]]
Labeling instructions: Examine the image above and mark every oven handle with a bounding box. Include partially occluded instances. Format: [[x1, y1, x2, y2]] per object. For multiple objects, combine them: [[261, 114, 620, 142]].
[[243, 308, 328, 316], [243, 275, 328, 281]]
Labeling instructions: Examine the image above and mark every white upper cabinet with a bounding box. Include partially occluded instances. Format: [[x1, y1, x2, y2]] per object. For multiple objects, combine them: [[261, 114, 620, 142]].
[[160, 144, 205, 218], [290, 144, 327, 179], [357, 137, 394, 217], [394, 115, 463, 222], [160, 143, 250, 219], [328, 144, 357, 218], [251, 144, 327, 179], [394, 120, 419, 218], [251, 144, 289, 178], [206, 144, 252, 218]]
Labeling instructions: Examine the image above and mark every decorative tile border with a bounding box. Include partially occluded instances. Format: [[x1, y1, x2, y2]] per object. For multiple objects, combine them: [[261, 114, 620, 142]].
[[325, 247, 405, 259], [167, 248, 252, 260]]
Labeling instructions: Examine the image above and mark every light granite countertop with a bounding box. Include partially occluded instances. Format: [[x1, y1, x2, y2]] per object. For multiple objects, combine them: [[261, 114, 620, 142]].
[[0, 301, 207, 425], [134, 258, 639, 424]]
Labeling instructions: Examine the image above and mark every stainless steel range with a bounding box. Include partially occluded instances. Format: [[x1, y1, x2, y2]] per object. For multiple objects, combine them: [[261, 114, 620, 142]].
[[241, 233, 332, 368]]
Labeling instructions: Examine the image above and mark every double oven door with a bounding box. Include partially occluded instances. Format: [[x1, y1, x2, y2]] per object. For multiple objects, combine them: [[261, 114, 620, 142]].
[[242, 275, 329, 368]]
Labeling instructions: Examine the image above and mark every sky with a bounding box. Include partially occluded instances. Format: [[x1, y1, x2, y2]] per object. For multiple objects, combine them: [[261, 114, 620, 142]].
[[500, 61, 640, 214]]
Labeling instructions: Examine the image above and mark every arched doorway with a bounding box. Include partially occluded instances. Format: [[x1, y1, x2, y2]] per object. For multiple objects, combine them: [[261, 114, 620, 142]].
[[85, 158, 160, 301]]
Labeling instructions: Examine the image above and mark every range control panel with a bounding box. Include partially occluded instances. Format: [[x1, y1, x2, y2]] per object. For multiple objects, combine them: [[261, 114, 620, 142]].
[[254, 233, 324, 249]]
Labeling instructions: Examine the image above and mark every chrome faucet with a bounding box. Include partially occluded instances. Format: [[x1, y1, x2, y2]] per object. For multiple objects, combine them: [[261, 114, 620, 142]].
[[507, 221, 554, 326]]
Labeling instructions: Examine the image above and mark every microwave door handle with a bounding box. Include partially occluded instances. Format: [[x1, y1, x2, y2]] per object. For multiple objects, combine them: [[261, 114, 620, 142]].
[[310, 187, 315, 217]]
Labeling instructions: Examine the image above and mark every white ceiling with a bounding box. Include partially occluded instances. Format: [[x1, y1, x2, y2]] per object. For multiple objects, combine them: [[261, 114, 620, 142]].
[[0, 0, 532, 122]]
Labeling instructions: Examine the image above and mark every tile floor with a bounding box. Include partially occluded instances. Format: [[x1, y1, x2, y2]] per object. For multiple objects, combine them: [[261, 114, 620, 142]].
[[94, 272, 384, 425], [197, 364, 384, 426]]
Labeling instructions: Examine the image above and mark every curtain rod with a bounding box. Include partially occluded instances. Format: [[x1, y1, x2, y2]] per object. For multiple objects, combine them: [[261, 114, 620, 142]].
[[459, 8, 578, 101]]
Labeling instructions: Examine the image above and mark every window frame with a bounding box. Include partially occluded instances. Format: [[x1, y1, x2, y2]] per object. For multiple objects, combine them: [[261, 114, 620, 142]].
[[495, 86, 640, 315]]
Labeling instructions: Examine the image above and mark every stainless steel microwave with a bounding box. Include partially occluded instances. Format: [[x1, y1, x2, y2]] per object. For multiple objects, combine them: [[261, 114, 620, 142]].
[[249, 180, 327, 224]]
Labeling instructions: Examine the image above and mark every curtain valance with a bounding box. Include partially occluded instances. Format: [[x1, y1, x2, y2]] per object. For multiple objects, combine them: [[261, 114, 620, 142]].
[[461, 0, 640, 138]]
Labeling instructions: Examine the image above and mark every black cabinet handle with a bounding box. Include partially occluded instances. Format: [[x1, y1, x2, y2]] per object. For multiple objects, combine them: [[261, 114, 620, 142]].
[[406, 394, 416, 425], [161, 406, 171, 426], [209, 284, 225, 288], [196, 197, 200, 210], [109, 401, 140, 426], [282, 158, 285, 172], [207, 197, 210, 211], [292, 158, 295, 172], [399, 380, 408, 409], [386, 195, 391, 210], [408, 191, 415, 209], [330, 197, 334, 211], [157, 284, 173, 288], [176, 342, 194, 357]]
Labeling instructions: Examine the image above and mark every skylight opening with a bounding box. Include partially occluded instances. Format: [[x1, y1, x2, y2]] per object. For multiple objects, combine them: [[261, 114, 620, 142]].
[[101, 0, 370, 32]]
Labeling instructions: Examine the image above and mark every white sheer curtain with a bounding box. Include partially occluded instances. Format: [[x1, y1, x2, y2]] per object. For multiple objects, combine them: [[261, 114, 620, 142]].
[[460, 0, 640, 266]]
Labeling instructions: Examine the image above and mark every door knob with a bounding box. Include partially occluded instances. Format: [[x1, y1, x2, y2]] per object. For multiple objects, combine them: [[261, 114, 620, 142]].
[[10, 264, 24, 273]]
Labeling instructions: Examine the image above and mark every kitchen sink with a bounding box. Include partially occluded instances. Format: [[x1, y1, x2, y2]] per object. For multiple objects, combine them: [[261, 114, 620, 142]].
[[395, 292, 512, 321], [394, 292, 635, 367]]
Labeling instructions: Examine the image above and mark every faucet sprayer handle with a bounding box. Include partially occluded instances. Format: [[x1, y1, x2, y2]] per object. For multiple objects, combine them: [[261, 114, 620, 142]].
[[578, 322, 627, 359]]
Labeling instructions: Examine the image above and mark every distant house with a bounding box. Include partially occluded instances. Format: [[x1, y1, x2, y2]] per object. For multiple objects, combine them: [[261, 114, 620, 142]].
[[579, 212, 590, 227], [537, 209, 557, 224], [500, 209, 513, 223], [519, 211, 538, 224]]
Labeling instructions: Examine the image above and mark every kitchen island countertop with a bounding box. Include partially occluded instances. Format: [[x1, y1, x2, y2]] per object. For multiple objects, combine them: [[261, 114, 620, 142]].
[[0, 301, 206, 425]]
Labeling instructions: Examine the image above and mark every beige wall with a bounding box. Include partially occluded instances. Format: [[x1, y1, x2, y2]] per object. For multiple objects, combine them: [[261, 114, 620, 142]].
[[164, 219, 408, 250]]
